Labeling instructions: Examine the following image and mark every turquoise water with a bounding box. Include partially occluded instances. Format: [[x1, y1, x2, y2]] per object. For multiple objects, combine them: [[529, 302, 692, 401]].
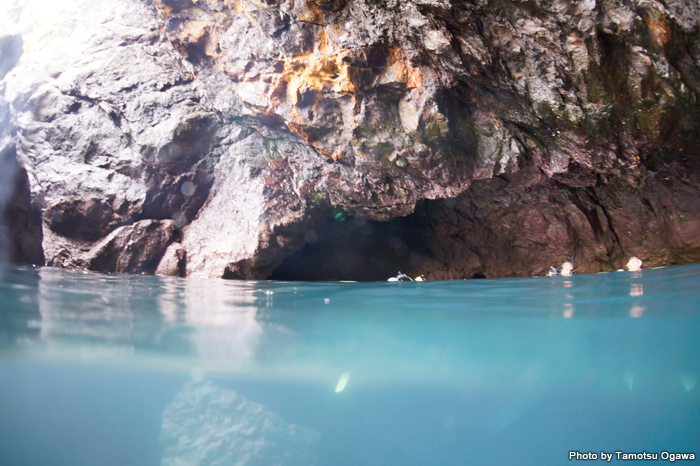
[[0, 263, 699, 465]]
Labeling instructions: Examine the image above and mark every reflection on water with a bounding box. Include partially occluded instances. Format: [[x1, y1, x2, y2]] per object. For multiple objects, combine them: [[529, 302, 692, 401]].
[[23, 267, 270, 366], [629, 281, 644, 318], [156, 278, 262, 362], [562, 279, 575, 318], [0, 263, 699, 465]]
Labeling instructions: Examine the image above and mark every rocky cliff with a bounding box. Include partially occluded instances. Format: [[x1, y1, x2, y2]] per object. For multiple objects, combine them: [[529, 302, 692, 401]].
[[1, 0, 699, 280]]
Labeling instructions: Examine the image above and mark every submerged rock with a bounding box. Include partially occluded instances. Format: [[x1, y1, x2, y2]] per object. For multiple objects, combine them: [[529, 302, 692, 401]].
[[161, 380, 321, 466], [0, 0, 699, 278]]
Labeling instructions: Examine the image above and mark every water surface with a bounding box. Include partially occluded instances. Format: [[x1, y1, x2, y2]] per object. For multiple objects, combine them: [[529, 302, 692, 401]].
[[0, 263, 698, 465]]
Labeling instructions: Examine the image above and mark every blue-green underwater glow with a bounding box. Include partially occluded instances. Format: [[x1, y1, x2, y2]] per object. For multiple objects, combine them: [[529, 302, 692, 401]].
[[0, 263, 699, 465]]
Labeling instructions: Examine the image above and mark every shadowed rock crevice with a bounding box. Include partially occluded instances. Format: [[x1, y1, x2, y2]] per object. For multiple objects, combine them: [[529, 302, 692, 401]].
[[268, 213, 437, 281], [87, 219, 178, 274], [0, 145, 44, 266]]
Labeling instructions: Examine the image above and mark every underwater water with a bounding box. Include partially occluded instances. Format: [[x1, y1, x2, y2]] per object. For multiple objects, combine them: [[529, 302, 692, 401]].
[[0, 263, 698, 466]]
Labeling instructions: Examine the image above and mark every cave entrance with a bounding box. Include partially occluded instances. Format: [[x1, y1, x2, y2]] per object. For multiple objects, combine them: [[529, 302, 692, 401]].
[[267, 212, 436, 282]]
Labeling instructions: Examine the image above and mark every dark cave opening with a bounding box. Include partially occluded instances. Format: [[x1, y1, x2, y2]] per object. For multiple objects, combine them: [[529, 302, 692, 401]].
[[267, 212, 438, 282]]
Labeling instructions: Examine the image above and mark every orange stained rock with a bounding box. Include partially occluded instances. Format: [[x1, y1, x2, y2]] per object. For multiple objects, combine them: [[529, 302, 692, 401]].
[[287, 108, 343, 160], [642, 9, 671, 47], [297, 1, 324, 24], [388, 47, 422, 88], [568, 32, 584, 45], [175, 20, 224, 61], [277, 42, 427, 160], [178, 20, 212, 44], [153, 0, 175, 15], [287, 121, 344, 160], [277, 28, 372, 160], [283, 30, 358, 106], [282, 42, 423, 106]]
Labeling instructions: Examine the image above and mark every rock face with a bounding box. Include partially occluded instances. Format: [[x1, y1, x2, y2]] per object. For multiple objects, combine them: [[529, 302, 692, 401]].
[[0, 32, 43, 265], [0, 0, 699, 279], [161, 380, 321, 466]]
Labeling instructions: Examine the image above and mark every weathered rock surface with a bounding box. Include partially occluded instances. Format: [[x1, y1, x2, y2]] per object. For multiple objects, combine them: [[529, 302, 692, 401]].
[[0, 0, 699, 279], [161, 380, 321, 466]]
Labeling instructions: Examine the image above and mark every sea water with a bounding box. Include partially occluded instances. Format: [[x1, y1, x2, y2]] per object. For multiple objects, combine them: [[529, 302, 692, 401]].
[[0, 263, 698, 466]]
